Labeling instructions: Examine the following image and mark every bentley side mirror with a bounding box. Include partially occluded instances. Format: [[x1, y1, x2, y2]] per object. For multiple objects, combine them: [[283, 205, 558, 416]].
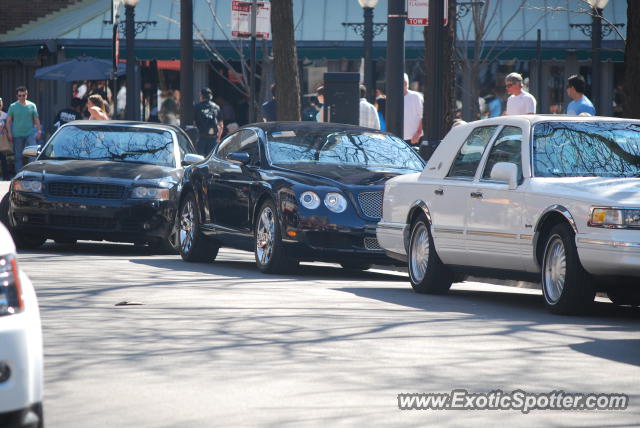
[[227, 152, 251, 165], [22, 145, 40, 159], [490, 162, 519, 190], [182, 153, 205, 166]]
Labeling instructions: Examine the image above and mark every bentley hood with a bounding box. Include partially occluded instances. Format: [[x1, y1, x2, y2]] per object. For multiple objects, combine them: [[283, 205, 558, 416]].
[[272, 163, 414, 187]]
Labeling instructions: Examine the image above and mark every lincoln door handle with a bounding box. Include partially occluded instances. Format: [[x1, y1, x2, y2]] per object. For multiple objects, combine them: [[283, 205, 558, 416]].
[[434, 189, 444, 195], [470, 191, 483, 199]]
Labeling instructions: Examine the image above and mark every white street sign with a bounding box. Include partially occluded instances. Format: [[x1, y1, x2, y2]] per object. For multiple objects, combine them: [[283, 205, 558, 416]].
[[232, 1, 271, 39], [407, 0, 449, 26], [112, 0, 122, 23]]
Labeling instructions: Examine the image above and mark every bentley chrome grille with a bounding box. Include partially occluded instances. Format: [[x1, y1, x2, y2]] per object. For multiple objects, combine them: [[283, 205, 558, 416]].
[[48, 182, 125, 199], [357, 191, 383, 219]]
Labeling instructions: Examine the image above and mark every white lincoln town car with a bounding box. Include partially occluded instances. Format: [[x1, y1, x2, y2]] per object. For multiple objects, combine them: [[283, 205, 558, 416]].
[[377, 115, 640, 314]]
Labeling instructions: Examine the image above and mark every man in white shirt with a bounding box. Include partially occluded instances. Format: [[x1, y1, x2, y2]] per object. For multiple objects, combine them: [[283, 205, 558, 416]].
[[505, 72, 536, 115], [359, 85, 380, 130], [403, 73, 423, 145]]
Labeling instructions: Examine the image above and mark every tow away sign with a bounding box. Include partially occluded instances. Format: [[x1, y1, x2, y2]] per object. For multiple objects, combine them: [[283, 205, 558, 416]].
[[407, 0, 448, 26], [232, 1, 271, 39]]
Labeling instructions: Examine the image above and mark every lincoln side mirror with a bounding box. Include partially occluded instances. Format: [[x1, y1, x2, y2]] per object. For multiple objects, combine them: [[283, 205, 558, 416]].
[[490, 162, 519, 190]]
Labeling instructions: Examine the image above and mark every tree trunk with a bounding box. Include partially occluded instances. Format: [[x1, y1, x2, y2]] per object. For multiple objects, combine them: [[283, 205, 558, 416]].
[[624, 1, 640, 118], [423, 0, 457, 138], [270, 0, 301, 121]]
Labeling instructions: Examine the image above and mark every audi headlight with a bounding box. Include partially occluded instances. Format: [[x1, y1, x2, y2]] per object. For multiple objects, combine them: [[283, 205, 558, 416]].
[[131, 186, 170, 200], [324, 192, 347, 213], [299, 191, 321, 209], [589, 207, 640, 228], [12, 180, 42, 193], [0, 253, 23, 316]]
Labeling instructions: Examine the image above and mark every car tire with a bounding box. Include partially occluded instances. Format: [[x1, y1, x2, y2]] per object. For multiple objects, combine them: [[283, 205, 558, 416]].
[[255, 199, 297, 273], [1, 193, 46, 249], [340, 262, 371, 271], [541, 223, 595, 315], [149, 215, 180, 255], [607, 286, 640, 307], [178, 192, 219, 262], [408, 213, 452, 294]]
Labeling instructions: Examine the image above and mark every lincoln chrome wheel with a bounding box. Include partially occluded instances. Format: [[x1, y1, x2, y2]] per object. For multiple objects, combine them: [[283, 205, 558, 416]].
[[542, 235, 566, 304], [540, 223, 595, 315], [407, 214, 452, 294], [410, 222, 430, 283]]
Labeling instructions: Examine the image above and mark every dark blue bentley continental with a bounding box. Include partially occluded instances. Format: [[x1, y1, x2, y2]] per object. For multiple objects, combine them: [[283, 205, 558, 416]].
[[177, 122, 425, 273]]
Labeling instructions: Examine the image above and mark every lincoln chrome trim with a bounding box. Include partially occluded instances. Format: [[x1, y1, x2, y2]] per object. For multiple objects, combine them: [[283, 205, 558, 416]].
[[577, 238, 640, 248], [433, 228, 464, 235], [467, 231, 518, 239]]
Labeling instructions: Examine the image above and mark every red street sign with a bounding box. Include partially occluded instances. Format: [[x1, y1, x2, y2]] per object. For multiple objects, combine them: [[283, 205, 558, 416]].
[[407, 0, 449, 26], [115, 30, 120, 66]]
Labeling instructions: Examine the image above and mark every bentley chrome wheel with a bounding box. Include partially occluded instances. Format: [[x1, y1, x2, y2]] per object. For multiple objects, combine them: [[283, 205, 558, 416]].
[[256, 206, 275, 266]]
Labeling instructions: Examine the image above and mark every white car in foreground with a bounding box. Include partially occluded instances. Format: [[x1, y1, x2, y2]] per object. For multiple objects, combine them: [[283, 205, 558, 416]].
[[0, 223, 44, 427], [377, 115, 640, 314]]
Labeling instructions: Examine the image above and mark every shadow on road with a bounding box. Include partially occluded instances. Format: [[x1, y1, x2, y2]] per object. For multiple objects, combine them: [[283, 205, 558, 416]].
[[132, 256, 407, 283], [336, 285, 640, 366], [570, 339, 640, 366], [26, 241, 407, 282], [337, 285, 640, 322]]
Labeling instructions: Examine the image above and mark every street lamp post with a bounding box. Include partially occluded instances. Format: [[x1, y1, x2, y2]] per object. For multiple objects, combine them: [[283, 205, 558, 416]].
[[386, 0, 405, 139], [358, 0, 379, 103], [425, 0, 445, 147], [569, 0, 625, 115], [589, 0, 608, 115], [180, 0, 194, 127], [124, 0, 139, 121], [343, 1, 384, 104]]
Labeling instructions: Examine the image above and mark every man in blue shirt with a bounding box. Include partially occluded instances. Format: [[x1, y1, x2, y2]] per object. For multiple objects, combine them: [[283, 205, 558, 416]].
[[566, 75, 596, 116]]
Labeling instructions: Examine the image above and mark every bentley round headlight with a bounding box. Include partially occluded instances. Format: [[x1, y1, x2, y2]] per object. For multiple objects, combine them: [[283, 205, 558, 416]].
[[300, 191, 321, 209], [324, 192, 347, 213]]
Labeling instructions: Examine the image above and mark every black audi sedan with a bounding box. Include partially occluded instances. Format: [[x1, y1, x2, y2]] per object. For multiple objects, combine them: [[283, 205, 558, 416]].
[[1, 121, 204, 251], [177, 122, 425, 273]]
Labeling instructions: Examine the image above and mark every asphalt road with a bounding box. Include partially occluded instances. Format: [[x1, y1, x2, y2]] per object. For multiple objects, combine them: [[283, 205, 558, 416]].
[[14, 241, 640, 427]]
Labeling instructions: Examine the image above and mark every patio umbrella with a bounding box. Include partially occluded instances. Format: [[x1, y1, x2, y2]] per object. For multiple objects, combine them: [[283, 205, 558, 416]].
[[35, 56, 126, 82]]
